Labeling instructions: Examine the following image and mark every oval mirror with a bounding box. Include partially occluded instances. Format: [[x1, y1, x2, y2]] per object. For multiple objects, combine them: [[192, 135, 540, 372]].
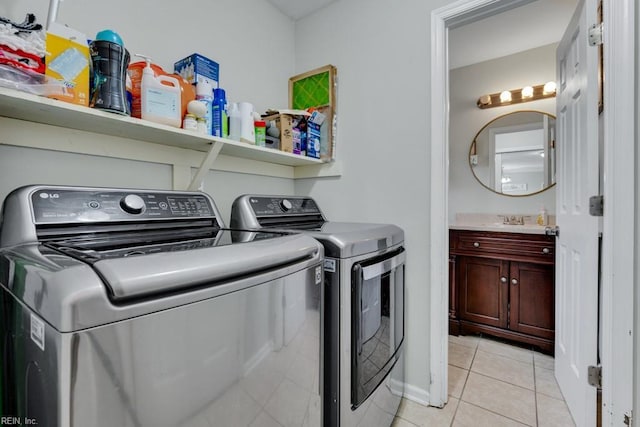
[[469, 110, 556, 196]]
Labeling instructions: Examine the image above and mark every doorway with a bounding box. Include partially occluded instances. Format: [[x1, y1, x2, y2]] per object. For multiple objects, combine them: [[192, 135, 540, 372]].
[[429, 0, 635, 425]]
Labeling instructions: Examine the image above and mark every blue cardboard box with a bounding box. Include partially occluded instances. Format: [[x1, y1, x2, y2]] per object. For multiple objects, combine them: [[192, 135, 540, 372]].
[[306, 110, 325, 159], [307, 122, 321, 159], [174, 53, 219, 87]]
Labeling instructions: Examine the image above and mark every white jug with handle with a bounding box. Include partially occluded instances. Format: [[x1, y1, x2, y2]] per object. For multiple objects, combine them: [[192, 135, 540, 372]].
[[238, 102, 255, 144]]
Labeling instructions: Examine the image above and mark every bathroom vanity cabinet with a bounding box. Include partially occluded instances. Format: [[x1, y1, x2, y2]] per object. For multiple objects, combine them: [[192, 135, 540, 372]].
[[449, 229, 555, 353]]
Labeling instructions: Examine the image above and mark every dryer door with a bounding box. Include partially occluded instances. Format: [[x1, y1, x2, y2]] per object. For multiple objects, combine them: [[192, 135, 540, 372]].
[[351, 247, 405, 408]]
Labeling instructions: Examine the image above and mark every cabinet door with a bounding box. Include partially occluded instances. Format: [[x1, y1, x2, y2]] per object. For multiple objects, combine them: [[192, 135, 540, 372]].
[[509, 261, 555, 339], [458, 256, 508, 329]]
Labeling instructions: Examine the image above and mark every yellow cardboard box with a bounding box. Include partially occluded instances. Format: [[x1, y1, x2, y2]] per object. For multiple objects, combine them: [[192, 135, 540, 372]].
[[45, 23, 90, 106]]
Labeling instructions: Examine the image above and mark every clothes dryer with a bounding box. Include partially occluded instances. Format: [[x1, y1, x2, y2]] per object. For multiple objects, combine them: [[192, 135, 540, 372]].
[[231, 195, 405, 427]]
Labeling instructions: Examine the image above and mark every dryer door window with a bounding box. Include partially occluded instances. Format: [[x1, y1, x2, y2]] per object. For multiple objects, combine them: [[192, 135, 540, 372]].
[[351, 248, 405, 408]]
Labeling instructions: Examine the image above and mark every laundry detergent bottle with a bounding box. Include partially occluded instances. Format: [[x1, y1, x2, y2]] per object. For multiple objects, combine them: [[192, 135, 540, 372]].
[[137, 54, 182, 127]]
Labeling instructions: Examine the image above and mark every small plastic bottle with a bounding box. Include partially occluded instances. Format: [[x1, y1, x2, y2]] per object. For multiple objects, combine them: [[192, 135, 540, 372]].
[[182, 113, 198, 131], [537, 206, 548, 226], [196, 80, 213, 135], [254, 121, 266, 146], [228, 102, 241, 141], [197, 117, 208, 134]]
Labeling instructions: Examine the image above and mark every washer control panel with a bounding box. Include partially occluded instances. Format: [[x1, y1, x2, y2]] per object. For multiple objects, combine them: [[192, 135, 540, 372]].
[[249, 196, 321, 216], [31, 188, 215, 224]]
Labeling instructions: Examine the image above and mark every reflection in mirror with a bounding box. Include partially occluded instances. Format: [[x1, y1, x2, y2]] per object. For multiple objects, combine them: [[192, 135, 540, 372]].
[[470, 111, 556, 196]]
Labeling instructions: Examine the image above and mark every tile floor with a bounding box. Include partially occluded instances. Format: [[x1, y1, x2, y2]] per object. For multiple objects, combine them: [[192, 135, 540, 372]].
[[393, 335, 576, 427]]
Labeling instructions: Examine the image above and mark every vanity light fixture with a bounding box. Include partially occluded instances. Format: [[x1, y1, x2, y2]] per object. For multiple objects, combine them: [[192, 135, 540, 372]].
[[543, 81, 557, 95], [477, 81, 557, 109]]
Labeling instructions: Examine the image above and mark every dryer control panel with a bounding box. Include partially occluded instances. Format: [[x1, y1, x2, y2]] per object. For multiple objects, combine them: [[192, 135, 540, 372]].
[[248, 196, 321, 216]]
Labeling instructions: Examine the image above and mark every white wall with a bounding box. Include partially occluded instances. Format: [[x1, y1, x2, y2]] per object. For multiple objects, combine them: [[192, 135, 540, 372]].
[[0, 0, 296, 214], [201, 170, 293, 226], [293, 0, 453, 402], [1, 0, 294, 113], [448, 43, 557, 223]]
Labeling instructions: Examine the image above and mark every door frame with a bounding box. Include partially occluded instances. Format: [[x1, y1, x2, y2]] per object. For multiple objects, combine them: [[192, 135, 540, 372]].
[[429, 0, 635, 421], [600, 0, 635, 424]]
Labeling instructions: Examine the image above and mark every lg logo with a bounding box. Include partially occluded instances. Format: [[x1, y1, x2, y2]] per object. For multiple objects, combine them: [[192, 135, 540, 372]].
[[39, 193, 60, 199]]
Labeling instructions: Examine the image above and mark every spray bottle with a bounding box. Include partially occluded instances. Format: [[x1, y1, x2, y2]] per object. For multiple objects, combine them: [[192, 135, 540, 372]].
[[136, 54, 182, 128], [212, 88, 227, 138]]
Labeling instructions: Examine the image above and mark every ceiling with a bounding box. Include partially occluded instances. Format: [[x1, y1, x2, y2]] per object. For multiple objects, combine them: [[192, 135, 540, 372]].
[[265, 0, 337, 20], [449, 0, 577, 69]]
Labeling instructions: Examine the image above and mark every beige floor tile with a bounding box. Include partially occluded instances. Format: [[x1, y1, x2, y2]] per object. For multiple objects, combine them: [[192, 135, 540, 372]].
[[477, 338, 533, 364], [448, 365, 468, 398], [453, 401, 528, 427], [534, 351, 555, 370], [204, 385, 262, 426], [461, 372, 536, 426], [537, 393, 576, 427], [392, 416, 418, 427], [250, 411, 282, 427], [535, 366, 564, 399], [448, 334, 480, 349], [359, 400, 396, 427], [264, 378, 311, 426], [471, 350, 534, 390], [179, 413, 211, 427], [449, 341, 476, 369], [396, 397, 459, 427]]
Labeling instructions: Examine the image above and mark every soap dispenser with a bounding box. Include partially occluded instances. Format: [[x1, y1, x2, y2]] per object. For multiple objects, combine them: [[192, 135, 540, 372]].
[[137, 54, 182, 128], [537, 206, 548, 226]]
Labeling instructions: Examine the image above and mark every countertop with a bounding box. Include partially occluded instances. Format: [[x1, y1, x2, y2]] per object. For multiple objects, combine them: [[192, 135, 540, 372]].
[[449, 213, 555, 235]]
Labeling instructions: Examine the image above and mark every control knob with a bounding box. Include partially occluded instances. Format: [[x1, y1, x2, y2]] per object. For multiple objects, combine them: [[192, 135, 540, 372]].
[[280, 199, 293, 212], [120, 194, 146, 214]]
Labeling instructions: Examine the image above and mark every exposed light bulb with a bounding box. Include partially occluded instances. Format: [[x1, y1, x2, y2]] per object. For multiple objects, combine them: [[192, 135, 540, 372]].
[[500, 91, 512, 103], [521, 86, 534, 98], [501, 176, 512, 183], [479, 95, 492, 106], [543, 81, 557, 95]]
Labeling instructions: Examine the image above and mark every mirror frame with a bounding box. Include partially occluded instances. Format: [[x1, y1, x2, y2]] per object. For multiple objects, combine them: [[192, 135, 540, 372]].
[[469, 110, 556, 197]]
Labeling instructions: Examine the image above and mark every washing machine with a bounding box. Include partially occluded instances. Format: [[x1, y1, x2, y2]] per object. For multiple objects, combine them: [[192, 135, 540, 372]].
[[0, 185, 324, 427], [231, 195, 405, 427]]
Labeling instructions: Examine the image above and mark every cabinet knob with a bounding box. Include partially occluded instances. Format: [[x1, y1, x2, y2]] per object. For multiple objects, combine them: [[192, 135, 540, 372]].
[[511, 278, 518, 285], [500, 277, 507, 283], [542, 247, 550, 254], [473, 242, 480, 248]]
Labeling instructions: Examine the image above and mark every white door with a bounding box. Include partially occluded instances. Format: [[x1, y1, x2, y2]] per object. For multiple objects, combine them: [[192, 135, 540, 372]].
[[554, 0, 599, 425]]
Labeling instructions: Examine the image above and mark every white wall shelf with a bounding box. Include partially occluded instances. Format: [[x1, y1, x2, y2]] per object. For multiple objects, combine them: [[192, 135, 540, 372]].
[[0, 86, 340, 188]]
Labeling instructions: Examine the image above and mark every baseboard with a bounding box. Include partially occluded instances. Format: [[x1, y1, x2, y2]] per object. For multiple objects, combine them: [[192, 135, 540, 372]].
[[402, 382, 430, 406]]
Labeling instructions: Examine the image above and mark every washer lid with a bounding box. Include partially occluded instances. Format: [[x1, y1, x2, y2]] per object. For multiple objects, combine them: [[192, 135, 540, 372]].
[[91, 230, 314, 300], [230, 194, 405, 258], [299, 221, 404, 258], [0, 232, 323, 332]]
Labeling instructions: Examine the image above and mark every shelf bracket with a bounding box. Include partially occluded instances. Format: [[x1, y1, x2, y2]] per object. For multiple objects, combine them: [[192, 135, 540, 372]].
[[187, 141, 223, 191]]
